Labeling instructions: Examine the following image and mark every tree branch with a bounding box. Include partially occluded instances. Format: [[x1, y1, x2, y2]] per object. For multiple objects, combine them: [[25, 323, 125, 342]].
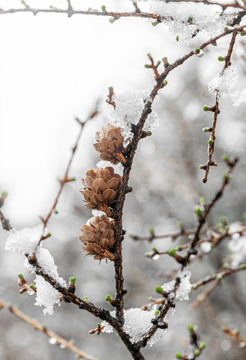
[[0, 297, 96, 360]]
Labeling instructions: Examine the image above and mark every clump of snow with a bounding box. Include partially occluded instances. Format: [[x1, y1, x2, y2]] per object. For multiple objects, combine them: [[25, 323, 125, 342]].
[[149, 2, 238, 42], [26, 246, 67, 315], [228, 223, 246, 268], [106, 90, 159, 141], [200, 241, 212, 253], [102, 308, 165, 346], [231, 88, 246, 107], [162, 269, 192, 301], [5, 225, 43, 255], [35, 276, 62, 316], [207, 67, 236, 97], [96, 160, 124, 175], [5, 225, 66, 315]]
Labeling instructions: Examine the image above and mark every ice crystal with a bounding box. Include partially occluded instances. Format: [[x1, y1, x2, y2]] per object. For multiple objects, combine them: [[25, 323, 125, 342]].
[[207, 67, 236, 97], [162, 269, 191, 301], [149, 2, 238, 42], [102, 308, 165, 345], [106, 90, 159, 141], [5, 225, 43, 255]]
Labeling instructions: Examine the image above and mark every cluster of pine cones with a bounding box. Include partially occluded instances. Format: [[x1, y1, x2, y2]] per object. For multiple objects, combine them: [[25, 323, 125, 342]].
[[78, 123, 126, 261]]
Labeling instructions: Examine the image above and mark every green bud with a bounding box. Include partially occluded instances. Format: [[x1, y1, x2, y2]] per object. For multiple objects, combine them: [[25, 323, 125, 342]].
[[225, 225, 229, 231], [46, 233, 51, 238], [144, 64, 151, 68], [218, 56, 225, 62], [155, 310, 160, 316], [1, 191, 8, 198], [219, 216, 227, 224], [168, 249, 176, 257], [162, 57, 168, 62], [208, 139, 213, 145], [164, 80, 168, 85], [152, 21, 158, 26], [195, 350, 201, 356], [203, 127, 209, 132], [222, 154, 229, 161], [70, 177, 76, 181], [18, 273, 23, 279], [82, 296, 89, 302], [29, 284, 35, 289], [152, 246, 157, 251], [157, 61, 161, 66], [155, 286, 164, 294], [53, 209, 59, 214], [109, 18, 115, 23], [108, 86, 114, 92], [177, 221, 183, 228], [217, 276, 222, 281], [69, 277, 76, 284], [149, 226, 155, 234], [241, 264, 246, 269], [194, 206, 203, 217], [195, 48, 200, 54], [241, 30, 246, 36], [187, 324, 194, 331], [188, 16, 193, 22], [200, 342, 206, 349], [203, 105, 209, 111], [101, 5, 106, 11], [223, 173, 230, 180], [177, 245, 182, 251], [176, 35, 179, 41], [176, 353, 183, 359], [105, 295, 112, 302], [199, 197, 206, 204]]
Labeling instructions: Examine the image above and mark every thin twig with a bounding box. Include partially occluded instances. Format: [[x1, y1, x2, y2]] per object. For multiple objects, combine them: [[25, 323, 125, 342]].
[[183, 157, 238, 267], [38, 100, 100, 245], [191, 264, 246, 308], [0, 297, 96, 360], [202, 32, 238, 183]]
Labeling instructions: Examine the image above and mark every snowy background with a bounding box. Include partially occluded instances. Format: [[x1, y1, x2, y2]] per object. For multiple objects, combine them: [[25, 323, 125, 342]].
[[1, 0, 246, 359]]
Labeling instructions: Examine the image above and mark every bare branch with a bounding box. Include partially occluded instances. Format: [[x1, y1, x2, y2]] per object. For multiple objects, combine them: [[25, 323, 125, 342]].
[[0, 297, 96, 360]]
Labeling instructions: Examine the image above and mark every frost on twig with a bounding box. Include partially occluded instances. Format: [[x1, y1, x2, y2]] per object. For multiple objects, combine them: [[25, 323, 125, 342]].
[[5, 226, 66, 315]]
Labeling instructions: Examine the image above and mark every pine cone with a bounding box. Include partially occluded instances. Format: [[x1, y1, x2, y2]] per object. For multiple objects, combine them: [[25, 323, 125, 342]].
[[81, 167, 121, 215], [79, 216, 115, 261], [93, 123, 126, 165]]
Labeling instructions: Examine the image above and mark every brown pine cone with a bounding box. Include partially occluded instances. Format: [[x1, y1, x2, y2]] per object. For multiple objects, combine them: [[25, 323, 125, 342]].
[[93, 123, 126, 165], [81, 167, 121, 215], [79, 215, 115, 261]]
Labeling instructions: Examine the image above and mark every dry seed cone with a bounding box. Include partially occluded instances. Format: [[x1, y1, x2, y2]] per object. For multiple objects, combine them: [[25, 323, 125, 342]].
[[81, 167, 121, 216], [79, 215, 115, 261], [93, 123, 126, 164]]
